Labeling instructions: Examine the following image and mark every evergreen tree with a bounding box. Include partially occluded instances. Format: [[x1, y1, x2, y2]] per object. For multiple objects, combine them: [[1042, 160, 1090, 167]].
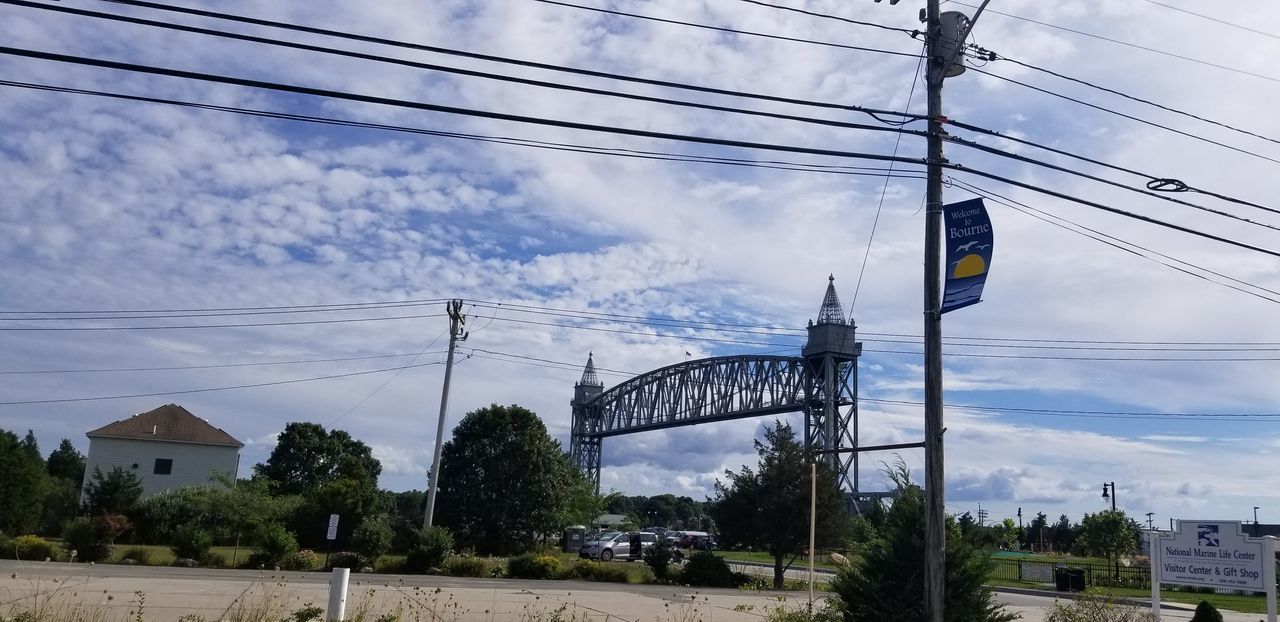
[[830, 459, 1016, 622], [0, 429, 47, 534], [46, 439, 86, 487]]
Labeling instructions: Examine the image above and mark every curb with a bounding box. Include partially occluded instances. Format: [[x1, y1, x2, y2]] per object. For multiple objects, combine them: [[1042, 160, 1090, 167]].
[[989, 585, 1195, 611]]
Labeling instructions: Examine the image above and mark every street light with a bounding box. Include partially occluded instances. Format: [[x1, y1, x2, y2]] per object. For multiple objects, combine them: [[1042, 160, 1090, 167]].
[[1101, 482, 1117, 511], [1254, 506, 1260, 537]]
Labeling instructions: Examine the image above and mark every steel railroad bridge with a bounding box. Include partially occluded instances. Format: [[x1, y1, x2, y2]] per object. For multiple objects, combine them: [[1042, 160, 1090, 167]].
[[570, 276, 872, 496]]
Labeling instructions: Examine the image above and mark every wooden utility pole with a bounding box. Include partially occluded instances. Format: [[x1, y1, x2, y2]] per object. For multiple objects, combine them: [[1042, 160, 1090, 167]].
[[923, 0, 946, 618], [424, 299, 465, 528]]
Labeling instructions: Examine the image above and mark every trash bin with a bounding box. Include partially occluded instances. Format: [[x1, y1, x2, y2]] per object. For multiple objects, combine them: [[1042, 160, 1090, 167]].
[[563, 526, 586, 553], [1068, 568, 1086, 592], [1053, 566, 1069, 592]]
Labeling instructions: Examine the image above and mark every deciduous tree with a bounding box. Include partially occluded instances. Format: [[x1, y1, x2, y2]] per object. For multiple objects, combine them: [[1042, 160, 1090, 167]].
[[710, 420, 847, 589], [434, 404, 597, 555]]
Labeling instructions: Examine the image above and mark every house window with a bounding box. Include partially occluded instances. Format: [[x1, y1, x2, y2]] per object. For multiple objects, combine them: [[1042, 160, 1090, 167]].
[[153, 458, 173, 475]]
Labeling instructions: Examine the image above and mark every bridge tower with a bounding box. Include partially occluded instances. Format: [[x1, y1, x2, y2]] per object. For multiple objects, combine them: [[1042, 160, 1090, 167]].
[[569, 352, 604, 490], [802, 275, 863, 492]]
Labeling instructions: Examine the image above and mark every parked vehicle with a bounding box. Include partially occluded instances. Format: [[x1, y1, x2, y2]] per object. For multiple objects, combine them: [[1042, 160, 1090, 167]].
[[578, 531, 659, 561], [689, 535, 718, 551], [676, 531, 710, 548]]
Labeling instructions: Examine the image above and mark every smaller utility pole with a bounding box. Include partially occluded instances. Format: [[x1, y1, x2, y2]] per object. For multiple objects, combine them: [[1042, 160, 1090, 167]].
[[424, 299, 466, 528], [1146, 512, 1155, 530]]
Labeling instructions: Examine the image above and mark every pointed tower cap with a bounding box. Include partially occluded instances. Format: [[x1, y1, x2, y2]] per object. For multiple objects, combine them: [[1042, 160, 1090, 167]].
[[816, 274, 847, 325], [579, 351, 602, 386]]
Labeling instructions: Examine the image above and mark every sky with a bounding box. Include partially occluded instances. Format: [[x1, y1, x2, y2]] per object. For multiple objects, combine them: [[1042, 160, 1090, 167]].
[[2, 0, 1279, 530]]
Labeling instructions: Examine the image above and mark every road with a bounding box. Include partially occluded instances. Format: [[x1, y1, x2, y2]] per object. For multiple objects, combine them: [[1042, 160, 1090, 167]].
[[0, 560, 1262, 621]]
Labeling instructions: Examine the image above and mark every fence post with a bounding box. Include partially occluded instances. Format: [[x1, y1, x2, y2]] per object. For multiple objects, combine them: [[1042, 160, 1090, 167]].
[[327, 567, 349, 622]]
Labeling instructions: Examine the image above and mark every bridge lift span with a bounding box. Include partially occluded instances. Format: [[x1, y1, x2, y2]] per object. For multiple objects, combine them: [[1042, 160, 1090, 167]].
[[569, 276, 868, 496]]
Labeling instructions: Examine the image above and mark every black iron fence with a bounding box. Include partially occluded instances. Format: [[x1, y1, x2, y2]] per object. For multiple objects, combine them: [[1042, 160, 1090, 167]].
[[990, 558, 1279, 597]]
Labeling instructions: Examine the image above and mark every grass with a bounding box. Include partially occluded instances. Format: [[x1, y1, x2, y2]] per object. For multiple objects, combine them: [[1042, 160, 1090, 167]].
[[714, 550, 844, 572]]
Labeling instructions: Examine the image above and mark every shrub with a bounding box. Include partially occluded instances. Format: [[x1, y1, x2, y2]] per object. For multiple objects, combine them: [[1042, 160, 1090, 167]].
[[442, 555, 492, 578], [1190, 601, 1223, 622], [0, 532, 12, 558], [643, 539, 675, 581], [403, 526, 453, 573], [14, 535, 55, 561], [561, 560, 630, 583], [327, 551, 361, 569], [171, 525, 214, 562], [678, 551, 738, 587], [255, 524, 299, 568], [1045, 594, 1155, 622], [203, 552, 227, 568], [351, 517, 393, 565], [282, 549, 321, 571], [95, 513, 132, 544], [62, 517, 112, 562], [120, 547, 153, 565], [507, 553, 562, 580]]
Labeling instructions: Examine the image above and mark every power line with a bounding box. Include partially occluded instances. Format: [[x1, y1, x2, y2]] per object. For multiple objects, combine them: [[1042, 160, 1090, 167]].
[[329, 331, 450, 426], [2, 1, 924, 141], [0, 352, 440, 375], [734, 0, 916, 35], [0, 361, 447, 406], [0, 46, 930, 166], [6, 47, 1276, 261], [948, 0, 1280, 84], [0, 298, 448, 315], [530, 0, 924, 57], [1, 79, 930, 182], [0, 312, 446, 331], [73, 0, 928, 124], [950, 178, 1280, 306], [980, 50, 1280, 148], [863, 397, 1280, 422], [1137, 0, 1280, 42], [966, 66, 1280, 167]]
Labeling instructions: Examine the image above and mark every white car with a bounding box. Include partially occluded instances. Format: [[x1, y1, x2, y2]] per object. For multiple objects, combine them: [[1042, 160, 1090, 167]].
[[578, 532, 659, 561]]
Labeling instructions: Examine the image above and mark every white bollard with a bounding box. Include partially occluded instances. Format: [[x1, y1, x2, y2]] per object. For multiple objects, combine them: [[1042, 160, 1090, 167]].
[[327, 567, 350, 622]]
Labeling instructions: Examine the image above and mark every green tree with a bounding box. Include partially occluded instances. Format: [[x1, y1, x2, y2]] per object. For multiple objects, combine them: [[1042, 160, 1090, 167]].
[[40, 477, 81, 536], [434, 404, 596, 555], [0, 429, 47, 534], [83, 467, 143, 515], [1076, 509, 1140, 577], [1190, 600, 1223, 622], [829, 460, 1016, 622], [255, 422, 381, 495], [1027, 512, 1049, 551], [1051, 514, 1078, 553], [710, 420, 848, 589], [351, 515, 393, 564], [642, 494, 677, 527], [46, 439, 85, 487]]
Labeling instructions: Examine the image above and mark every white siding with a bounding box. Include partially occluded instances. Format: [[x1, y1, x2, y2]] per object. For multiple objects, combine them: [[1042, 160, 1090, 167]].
[[82, 437, 240, 498]]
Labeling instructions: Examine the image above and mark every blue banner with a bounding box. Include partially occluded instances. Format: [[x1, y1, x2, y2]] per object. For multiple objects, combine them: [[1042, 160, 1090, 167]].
[[941, 198, 993, 314]]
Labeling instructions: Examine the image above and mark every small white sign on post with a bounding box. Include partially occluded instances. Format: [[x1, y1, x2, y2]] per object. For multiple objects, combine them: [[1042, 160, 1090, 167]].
[[1152, 521, 1277, 622], [326, 514, 340, 541]]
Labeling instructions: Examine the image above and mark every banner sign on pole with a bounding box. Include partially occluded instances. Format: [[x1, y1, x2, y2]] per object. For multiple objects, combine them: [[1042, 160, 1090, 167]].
[[941, 198, 993, 314]]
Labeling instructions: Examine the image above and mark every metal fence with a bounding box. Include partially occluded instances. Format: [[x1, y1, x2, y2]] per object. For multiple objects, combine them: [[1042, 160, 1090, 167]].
[[990, 558, 1278, 597]]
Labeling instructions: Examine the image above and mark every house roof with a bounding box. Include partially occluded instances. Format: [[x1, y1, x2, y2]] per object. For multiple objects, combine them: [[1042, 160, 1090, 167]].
[[87, 404, 243, 448]]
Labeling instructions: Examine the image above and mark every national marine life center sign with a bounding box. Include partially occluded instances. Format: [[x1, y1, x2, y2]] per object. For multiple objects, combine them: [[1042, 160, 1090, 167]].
[[1157, 521, 1266, 590]]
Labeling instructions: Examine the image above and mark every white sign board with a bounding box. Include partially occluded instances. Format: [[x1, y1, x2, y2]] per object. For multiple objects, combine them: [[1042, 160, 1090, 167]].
[[1157, 521, 1264, 590], [326, 514, 339, 541]]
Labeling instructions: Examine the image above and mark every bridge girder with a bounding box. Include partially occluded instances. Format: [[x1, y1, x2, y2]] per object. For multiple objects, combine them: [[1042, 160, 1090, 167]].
[[570, 353, 859, 492]]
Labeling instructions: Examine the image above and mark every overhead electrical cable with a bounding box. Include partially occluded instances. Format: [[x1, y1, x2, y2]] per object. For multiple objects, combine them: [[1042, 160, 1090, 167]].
[[943, 116, 1277, 216], [329, 331, 450, 425], [734, 0, 915, 35], [0, 1, 925, 140], [947, 0, 1280, 84], [966, 66, 1280, 167], [0, 352, 440, 375], [0, 313, 446, 331], [978, 50, 1280, 148], [529, 0, 923, 57], [949, 179, 1280, 306], [0, 297, 449, 315], [4, 47, 1276, 260], [0, 80, 929, 182], [1137, 0, 1280, 42], [0, 361, 447, 406], [69, 0, 928, 123]]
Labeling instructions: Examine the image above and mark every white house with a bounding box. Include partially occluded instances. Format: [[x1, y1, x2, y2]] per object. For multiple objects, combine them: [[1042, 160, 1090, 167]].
[[82, 403, 243, 498]]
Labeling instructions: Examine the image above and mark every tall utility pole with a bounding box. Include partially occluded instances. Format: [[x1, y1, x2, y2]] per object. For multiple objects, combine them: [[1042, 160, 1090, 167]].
[[424, 299, 466, 528], [923, 2, 989, 618], [922, 0, 947, 617]]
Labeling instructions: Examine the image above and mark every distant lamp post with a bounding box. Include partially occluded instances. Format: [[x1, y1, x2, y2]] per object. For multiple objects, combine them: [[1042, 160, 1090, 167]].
[[1254, 506, 1260, 537], [1101, 482, 1117, 511]]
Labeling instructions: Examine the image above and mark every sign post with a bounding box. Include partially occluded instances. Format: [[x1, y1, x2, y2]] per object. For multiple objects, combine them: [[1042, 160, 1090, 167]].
[[324, 514, 339, 571], [1152, 520, 1276, 622]]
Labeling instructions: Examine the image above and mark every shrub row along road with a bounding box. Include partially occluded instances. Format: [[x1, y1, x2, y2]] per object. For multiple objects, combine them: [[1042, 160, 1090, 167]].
[[0, 560, 1249, 621]]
